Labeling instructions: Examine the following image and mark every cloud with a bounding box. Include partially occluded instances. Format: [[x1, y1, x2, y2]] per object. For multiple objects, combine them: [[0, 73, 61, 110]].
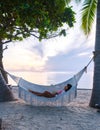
[[3, 44, 47, 72], [3, 25, 94, 72]]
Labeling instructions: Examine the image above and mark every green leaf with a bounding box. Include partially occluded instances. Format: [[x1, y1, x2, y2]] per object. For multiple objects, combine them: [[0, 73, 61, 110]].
[[81, 0, 97, 35]]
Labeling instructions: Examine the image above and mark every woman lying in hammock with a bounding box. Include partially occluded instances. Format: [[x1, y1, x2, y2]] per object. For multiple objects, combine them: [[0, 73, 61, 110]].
[[28, 84, 72, 98]]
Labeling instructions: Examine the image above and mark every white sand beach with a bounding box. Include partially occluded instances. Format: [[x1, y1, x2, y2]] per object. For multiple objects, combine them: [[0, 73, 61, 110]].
[[0, 87, 100, 130]]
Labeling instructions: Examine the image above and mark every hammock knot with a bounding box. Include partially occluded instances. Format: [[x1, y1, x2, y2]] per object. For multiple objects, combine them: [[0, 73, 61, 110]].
[[84, 66, 87, 73], [93, 50, 100, 59]]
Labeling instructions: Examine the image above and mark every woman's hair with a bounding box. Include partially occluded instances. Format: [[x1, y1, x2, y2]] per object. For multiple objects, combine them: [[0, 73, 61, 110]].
[[65, 84, 72, 92]]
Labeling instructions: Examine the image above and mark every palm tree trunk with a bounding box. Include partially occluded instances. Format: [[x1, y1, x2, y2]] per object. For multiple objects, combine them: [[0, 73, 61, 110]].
[[0, 43, 8, 83], [89, 1, 100, 107], [0, 41, 15, 102]]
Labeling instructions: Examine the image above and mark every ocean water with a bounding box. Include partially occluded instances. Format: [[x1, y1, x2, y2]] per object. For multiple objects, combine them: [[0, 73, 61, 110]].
[[8, 70, 93, 89]]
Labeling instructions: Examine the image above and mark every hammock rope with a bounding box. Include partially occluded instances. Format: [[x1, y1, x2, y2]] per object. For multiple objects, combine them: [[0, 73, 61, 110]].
[[0, 56, 94, 106]]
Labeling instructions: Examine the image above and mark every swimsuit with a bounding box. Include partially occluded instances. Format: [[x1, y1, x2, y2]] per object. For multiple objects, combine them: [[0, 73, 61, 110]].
[[57, 90, 63, 94]]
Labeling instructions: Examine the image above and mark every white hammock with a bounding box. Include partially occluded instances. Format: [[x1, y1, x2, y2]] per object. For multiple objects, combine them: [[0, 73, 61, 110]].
[[7, 67, 87, 106]]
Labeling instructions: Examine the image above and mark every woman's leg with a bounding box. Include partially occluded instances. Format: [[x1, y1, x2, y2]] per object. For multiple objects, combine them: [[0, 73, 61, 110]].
[[43, 91, 56, 98], [29, 89, 56, 98], [29, 89, 42, 96]]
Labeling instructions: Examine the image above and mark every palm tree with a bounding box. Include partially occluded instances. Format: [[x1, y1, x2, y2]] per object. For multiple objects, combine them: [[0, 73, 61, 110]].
[[78, 0, 99, 107], [89, 1, 100, 107]]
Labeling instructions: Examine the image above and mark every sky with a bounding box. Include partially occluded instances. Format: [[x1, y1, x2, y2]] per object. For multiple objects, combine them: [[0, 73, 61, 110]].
[[3, 2, 96, 89]]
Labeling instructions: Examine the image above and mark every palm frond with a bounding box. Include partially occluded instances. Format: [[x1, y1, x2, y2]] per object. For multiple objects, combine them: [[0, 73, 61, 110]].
[[81, 0, 97, 35]]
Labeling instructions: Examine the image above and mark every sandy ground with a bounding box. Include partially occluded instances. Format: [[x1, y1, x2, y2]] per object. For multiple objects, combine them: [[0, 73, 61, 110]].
[[0, 87, 100, 130]]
